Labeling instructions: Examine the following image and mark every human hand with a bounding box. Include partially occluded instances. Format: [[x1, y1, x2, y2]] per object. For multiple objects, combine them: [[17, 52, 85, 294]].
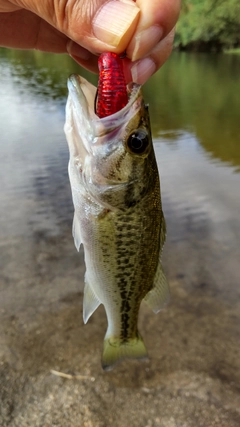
[[0, 0, 180, 84]]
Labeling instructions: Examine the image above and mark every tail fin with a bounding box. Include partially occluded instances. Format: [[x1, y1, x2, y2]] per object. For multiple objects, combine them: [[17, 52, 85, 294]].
[[102, 334, 148, 371]]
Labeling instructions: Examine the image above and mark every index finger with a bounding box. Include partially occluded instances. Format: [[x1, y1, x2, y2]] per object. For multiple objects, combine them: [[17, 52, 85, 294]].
[[127, 0, 181, 61]]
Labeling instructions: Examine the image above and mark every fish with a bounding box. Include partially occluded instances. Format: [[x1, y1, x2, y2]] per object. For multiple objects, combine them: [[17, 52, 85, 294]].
[[64, 58, 170, 371]]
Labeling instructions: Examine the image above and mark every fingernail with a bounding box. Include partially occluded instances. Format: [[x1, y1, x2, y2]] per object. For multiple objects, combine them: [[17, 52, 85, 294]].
[[131, 57, 156, 84], [93, 0, 140, 48], [67, 40, 90, 60], [131, 26, 163, 62]]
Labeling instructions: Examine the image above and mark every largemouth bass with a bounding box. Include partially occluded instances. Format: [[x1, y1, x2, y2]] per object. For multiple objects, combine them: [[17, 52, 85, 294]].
[[64, 72, 169, 371]]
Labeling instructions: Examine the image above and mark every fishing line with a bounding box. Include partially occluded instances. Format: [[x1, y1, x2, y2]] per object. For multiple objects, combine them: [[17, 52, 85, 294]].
[[94, 88, 98, 115]]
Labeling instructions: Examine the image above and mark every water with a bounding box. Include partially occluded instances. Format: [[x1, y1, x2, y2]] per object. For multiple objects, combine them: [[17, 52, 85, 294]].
[[0, 48, 240, 426]]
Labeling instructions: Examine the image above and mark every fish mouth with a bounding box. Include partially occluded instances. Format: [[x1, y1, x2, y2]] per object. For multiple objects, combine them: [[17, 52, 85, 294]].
[[66, 75, 142, 139], [65, 75, 144, 201]]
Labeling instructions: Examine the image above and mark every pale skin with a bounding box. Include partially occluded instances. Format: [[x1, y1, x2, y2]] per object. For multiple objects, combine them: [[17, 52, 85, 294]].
[[0, 0, 181, 84]]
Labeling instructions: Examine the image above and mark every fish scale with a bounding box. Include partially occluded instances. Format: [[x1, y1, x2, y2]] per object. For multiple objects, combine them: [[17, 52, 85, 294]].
[[65, 73, 170, 370]]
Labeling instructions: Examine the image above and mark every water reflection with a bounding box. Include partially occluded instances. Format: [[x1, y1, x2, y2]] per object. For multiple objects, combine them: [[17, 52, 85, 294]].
[[143, 52, 240, 170], [0, 48, 98, 102], [1, 48, 240, 169]]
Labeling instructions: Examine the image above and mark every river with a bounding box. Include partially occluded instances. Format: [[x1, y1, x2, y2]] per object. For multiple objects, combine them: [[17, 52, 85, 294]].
[[0, 48, 240, 426]]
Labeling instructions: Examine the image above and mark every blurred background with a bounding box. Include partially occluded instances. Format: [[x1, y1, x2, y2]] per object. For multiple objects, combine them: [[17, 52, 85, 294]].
[[175, 0, 240, 53], [0, 4, 240, 424]]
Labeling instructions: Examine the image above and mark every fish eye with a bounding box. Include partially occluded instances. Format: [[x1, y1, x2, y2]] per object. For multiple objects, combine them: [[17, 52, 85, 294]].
[[127, 129, 149, 154]]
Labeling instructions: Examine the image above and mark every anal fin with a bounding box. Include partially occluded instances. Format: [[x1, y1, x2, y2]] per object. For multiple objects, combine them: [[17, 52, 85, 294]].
[[144, 261, 170, 313], [83, 280, 101, 324]]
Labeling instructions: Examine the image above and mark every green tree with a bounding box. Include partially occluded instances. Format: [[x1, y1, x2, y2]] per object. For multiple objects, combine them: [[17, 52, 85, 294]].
[[175, 0, 240, 51]]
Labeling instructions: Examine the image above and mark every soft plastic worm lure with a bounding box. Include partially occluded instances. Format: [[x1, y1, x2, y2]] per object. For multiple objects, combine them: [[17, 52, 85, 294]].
[[96, 52, 128, 118]]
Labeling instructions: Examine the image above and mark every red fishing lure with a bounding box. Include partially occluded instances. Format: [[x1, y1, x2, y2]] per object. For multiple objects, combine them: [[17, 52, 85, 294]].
[[96, 52, 128, 118]]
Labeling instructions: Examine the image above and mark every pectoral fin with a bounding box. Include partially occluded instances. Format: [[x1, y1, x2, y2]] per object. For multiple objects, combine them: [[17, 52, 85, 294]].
[[144, 262, 170, 313], [72, 211, 82, 251], [83, 280, 101, 324]]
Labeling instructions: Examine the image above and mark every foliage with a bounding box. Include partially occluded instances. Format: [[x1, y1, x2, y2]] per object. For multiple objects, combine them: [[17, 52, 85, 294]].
[[175, 0, 240, 51]]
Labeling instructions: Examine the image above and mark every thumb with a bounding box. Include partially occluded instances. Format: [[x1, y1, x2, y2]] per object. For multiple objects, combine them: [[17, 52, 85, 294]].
[[17, 0, 140, 54]]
